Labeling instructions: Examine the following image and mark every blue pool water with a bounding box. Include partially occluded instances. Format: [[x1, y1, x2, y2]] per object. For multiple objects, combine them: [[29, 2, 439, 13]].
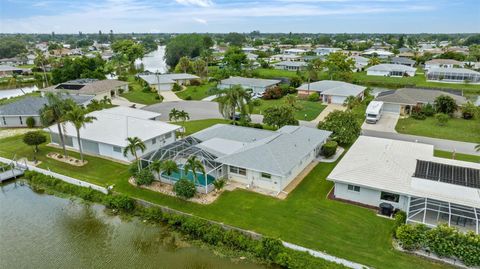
[[161, 167, 215, 186]]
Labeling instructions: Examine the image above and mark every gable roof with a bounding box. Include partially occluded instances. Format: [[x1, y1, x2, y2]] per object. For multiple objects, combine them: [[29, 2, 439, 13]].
[[375, 88, 467, 105], [367, 64, 416, 72], [297, 80, 366, 96], [41, 79, 128, 95], [220, 76, 281, 88], [426, 59, 462, 65], [0, 95, 94, 116], [139, 73, 199, 85], [390, 57, 415, 65]]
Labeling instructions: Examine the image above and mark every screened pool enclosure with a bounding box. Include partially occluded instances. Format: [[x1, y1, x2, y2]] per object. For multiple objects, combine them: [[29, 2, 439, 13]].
[[141, 136, 226, 193]]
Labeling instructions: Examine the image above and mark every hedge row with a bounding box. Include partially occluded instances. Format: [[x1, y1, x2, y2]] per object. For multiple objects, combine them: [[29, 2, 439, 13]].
[[396, 223, 480, 266], [23, 171, 347, 269]]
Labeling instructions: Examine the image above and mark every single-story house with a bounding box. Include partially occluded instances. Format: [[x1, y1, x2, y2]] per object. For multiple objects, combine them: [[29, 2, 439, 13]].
[[390, 57, 415, 67], [138, 73, 200, 91], [426, 67, 480, 84], [366, 64, 416, 77], [349, 56, 369, 71], [328, 136, 480, 234], [40, 79, 129, 100], [246, 53, 259, 61], [47, 107, 181, 162], [297, 80, 366, 104], [274, 61, 307, 71], [374, 88, 467, 115], [362, 49, 394, 59], [0, 95, 94, 128], [0, 65, 32, 77], [0, 57, 27, 66], [284, 48, 306, 55], [314, 47, 341, 56], [425, 59, 463, 71], [269, 54, 302, 62], [241, 47, 258, 53], [142, 124, 331, 195], [218, 76, 281, 94]]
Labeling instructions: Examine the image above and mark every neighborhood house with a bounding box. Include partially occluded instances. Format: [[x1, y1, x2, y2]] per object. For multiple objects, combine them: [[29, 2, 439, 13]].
[[274, 61, 307, 71], [40, 79, 129, 100], [366, 64, 417, 77], [218, 76, 281, 94], [138, 73, 200, 91], [296, 80, 366, 104], [426, 67, 480, 84]]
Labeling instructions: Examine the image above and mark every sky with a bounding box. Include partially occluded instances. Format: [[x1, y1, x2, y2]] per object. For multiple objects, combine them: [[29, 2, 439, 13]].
[[1, 0, 479, 34]]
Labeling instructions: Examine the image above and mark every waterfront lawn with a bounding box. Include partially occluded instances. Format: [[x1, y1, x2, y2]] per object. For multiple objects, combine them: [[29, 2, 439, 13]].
[[396, 116, 480, 143], [252, 98, 326, 121], [121, 76, 162, 105], [434, 150, 480, 163], [172, 118, 230, 136], [255, 68, 302, 79], [176, 82, 216, 100], [0, 134, 129, 187]]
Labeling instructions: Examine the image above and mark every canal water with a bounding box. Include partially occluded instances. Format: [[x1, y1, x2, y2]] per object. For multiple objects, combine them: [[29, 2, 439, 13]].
[[135, 45, 169, 74], [0, 85, 38, 99], [0, 181, 266, 269]]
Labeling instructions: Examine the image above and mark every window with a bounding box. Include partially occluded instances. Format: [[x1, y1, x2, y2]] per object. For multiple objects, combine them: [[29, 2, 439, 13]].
[[113, 146, 121, 153], [380, 192, 400, 203], [2, 117, 6, 125], [347, 184, 360, 192], [151, 138, 156, 144], [165, 132, 172, 139], [19, 116, 23, 125], [229, 166, 246, 176], [261, 172, 271, 179]]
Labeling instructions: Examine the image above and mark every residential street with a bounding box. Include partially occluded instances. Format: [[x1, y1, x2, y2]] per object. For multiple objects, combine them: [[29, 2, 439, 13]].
[[362, 129, 479, 156]]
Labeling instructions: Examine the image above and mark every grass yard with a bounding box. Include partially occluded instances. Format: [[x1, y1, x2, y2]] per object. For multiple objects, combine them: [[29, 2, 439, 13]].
[[172, 118, 230, 136], [175, 82, 216, 100], [252, 97, 326, 121], [0, 132, 451, 269], [120, 76, 162, 105], [255, 68, 303, 79], [396, 116, 480, 143], [434, 150, 480, 163]]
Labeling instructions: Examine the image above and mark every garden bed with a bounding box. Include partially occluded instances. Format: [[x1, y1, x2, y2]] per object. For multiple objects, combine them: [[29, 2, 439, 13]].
[[46, 152, 88, 166]]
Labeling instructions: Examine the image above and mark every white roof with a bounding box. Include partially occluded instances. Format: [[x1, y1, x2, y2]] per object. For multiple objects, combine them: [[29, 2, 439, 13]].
[[220, 76, 281, 88], [197, 138, 247, 157], [101, 106, 161, 119], [139, 73, 199, 85], [297, 80, 366, 96], [366, 101, 383, 114], [49, 107, 180, 147], [362, 50, 394, 56], [367, 64, 416, 72], [328, 136, 480, 208], [275, 61, 307, 67], [428, 67, 480, 75]]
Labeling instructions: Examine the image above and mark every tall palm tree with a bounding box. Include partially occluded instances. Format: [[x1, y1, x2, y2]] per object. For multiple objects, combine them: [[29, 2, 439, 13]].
[[343, 95, 359, 109], [162, 160, 179, 177], [123, 137, 146, 171], [169, 108, 180, 122], [217, 85, 252, 121], [64, 104, 96, 162], [34, 49, 49, 87], [39, 93, 72, 157], [368, 57, 380, 66], [183, 155, 206, 193]]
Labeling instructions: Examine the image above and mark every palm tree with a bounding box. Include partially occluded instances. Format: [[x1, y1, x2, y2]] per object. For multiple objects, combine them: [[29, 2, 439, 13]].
[[217, 85, 252, 121], [34, 49, 49, 87], [39, 93, 72, 157], [475, 144, 480, 152], [149, 159, 163, 180], [123, 137, 146, 171], [177, 110, 190, 125], [162, 160, 179, 177], [285, 94, 298, 108], [169, 108, 180, 122], [343, 95, 359, 109], [183, 155, 206, 193], [64, 104, 96, 162], [368, 57, 380, 66]]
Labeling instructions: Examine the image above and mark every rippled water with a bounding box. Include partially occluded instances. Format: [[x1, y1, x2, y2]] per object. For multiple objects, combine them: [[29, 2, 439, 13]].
[[0, 182, 266, 269], [135, 45, 168, 73]]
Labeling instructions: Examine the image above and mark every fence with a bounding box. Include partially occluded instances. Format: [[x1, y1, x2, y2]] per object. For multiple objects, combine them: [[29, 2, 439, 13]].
[[0, 156, 108, 194]]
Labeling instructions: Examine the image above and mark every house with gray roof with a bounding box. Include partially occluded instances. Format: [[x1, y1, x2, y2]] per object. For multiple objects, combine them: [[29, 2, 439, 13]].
[[0, 65, 32, 77], [142, 124, 331, 196], [218, 76, 281, 94], [138, 73, 200, 91], [425, 59, 463, 71], [375, 88, 467, 115], [390, 57, 415, 67], [0, 95, 94, 128], [274, 61, 307, 71], [40, 79, 129, 100], [366, 64, 416, 77], [297, 80, 366, 104]]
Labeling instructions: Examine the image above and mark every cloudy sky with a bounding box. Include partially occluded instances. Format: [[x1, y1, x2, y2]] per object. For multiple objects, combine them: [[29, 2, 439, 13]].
[[1, 0, 479, 33]]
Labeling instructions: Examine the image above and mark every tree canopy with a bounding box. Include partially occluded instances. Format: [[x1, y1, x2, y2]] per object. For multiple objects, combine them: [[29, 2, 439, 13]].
[[0, 36, 27, 58], [262, 105, 299, 128], [323, 52, 355, 81], [224, 32, 246, 47], [111, 39, 145, 62], [165, 34, 212, 68], [51, 56, 107, 84], [223, 46, 247, 72], [317, 110, 360, 145]]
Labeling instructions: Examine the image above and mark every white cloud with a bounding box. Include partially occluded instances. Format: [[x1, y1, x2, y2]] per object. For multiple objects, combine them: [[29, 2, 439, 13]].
[[175, 0, 213, 7], [194, 18, 208, 24]]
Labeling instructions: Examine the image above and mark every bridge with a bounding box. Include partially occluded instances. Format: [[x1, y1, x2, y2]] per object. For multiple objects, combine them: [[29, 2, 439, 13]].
[[0, 161, 27, 183]]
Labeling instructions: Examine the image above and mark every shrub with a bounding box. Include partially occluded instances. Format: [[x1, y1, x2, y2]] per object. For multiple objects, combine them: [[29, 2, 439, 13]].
[[104, 194, 136, 212], [321, 141, 338, 158], [128, 161, 140, 176], [395, 224, 428, 250], [26, 116, 36, 128], [172, 83, 182, 92], [421, 103, 435, 117], [317, 110, 361, 145], [212, 178, 227, 191], [185, 95, 192, 100], [425, 224, 458, 258], [257, 237, 284, 262], [411, 111, 426, 120], [394, 211, 407, 230], [135, 168, 155, 185], [307, 92, 320, 102], [252, 123, 264, 129], [251, 99, 262, 107], [461, 102, 478, 119], [434, 95, 457, 115], [190, 79, 202, 86], [263, 86, 284, 100], [435, 113, 450, 126], [22, 131, 47, 153], [174, 178, 196, 199]]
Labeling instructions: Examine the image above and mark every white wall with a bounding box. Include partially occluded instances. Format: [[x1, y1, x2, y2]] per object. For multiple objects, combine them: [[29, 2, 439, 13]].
[[218, 83, 267, 94], [0, 115, 41, 128], [333, 182, 409, 211]]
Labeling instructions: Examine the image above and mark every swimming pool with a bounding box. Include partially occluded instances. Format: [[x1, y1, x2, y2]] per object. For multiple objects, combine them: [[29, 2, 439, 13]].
[[161, 167, 215, 186]]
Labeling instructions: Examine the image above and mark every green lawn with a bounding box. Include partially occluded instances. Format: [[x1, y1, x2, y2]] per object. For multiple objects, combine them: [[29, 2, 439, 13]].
[[0, 132, 451, 269], [255, 68, 303, 79], [252, 98, 326, 121], [176, 82, 216, 100], [434, 150, 480, 163], [172, 118, 230, 136], [120, 76, 162, 105], [396, 116, 480, 143]]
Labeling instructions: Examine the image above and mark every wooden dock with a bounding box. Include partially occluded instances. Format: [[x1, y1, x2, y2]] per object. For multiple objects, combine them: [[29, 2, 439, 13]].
[[0, 168, 24, 183]]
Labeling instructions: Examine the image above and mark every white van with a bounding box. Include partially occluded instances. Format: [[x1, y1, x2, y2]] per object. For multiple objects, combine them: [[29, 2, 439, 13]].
[[365, 101, 384, 124]]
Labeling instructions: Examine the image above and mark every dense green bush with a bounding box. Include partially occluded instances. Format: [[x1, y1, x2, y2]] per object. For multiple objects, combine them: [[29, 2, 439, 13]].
[[411, 111, 426, 120], [135, 168, 155, 185], [104, 194, 136, 212], [321, 141, 338, 158], [128, 161, 140, 176], [174, 178, 196, 199], [26, 116, 36, 128], [307, 92, 320, 102], [461, 101, 478, 119], [421, 103, 435, 117], [395, 224, 428, 250], [435, 113, 450, 126], [172, 83, 182, 92], [185, 95, 192, 100]]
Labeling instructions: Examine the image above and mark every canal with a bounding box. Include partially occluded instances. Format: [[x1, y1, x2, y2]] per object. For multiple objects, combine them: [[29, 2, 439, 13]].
[[0, 181, 266, 269]]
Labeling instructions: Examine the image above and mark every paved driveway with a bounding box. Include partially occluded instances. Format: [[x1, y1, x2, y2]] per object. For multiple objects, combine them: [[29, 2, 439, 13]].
[[361, 112, 399, 133], [311, 104, 346, 124]]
